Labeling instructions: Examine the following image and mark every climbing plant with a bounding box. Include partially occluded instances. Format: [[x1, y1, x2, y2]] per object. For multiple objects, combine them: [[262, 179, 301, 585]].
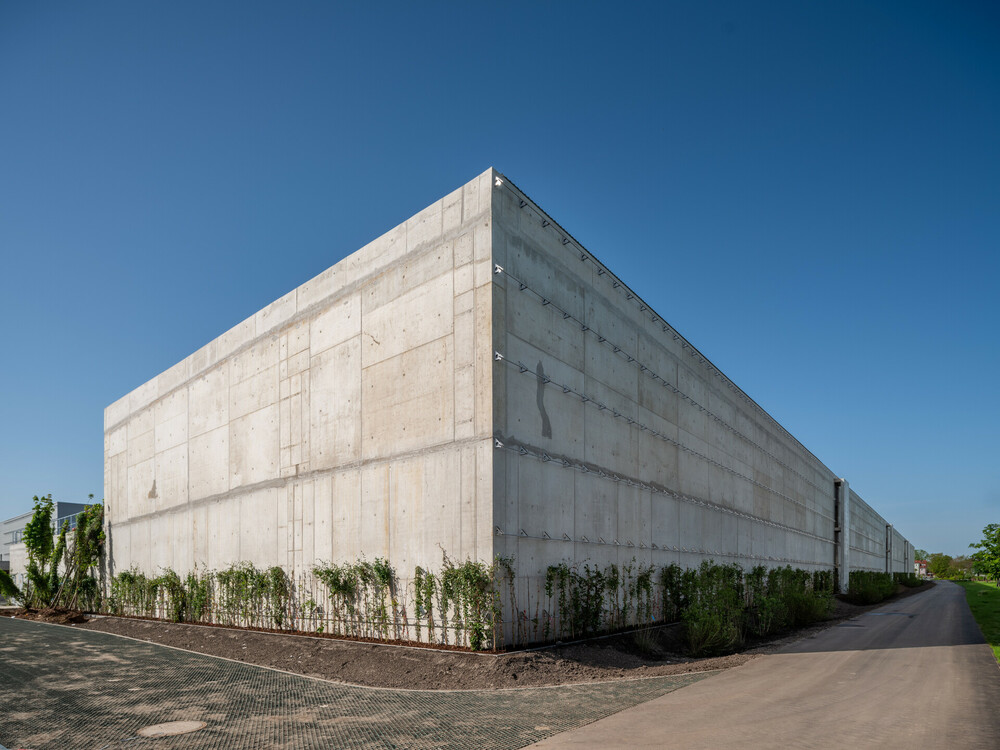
[[93, 547, 843, 655], [313, 557, 397, 639], [55, 499, 105, 611], [158, 569, 188, 623], [543, 558, 656, 639], [658, 562, 686, 622], [439, 553, 497, 650], [185, 568, 213, 622], [413, 566, 435, 642], [110, 568, 160, 617], [214, 562, 291, 628]]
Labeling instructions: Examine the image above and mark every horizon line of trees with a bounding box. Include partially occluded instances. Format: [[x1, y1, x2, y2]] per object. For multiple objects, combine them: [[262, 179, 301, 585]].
[[914, 523, 1000, 585]]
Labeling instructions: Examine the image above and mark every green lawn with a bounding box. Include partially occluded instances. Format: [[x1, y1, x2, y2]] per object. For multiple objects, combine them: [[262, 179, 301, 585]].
[[956, 580, 1000, 665]]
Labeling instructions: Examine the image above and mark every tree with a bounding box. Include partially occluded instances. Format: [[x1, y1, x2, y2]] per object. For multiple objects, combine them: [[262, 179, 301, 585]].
[[927, 553, 953, 579], [950, 556, 974, 580], [56, 499, 105, 609], [914, 548, 929, 561], [970, 523, 1000, 586], [0, 569, 21, 603], [12, 494, 105, 610], [21, 494, 67, 608]]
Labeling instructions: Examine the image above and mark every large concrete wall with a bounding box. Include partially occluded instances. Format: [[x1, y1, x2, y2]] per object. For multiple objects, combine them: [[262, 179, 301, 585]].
[[488, 173, 912, 590], [848, 489, 911, 574], [104, 169, 497, 579], [105, 167, 912, 619]]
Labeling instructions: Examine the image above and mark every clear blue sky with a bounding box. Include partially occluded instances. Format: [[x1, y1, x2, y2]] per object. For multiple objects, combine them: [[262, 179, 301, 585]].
[[1, 1, 996, 556]]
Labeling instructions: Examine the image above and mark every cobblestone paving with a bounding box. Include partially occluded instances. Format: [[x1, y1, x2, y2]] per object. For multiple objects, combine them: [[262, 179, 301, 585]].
[[0, 618, 711, 750]]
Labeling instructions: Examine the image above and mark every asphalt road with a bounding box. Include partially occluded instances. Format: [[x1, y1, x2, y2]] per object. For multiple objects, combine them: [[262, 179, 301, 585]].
[[530, 581, 1000, 749]]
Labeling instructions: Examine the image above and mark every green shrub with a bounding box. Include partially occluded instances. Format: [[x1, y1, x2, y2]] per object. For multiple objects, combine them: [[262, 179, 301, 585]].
[[110, 568, 160, 617], [185, 570, 213, 622], [786, 589, 833, 625], [544, 562, 606, 639], [683, 601, 744, 656], [894, 572, 922, 588], [658, 563, 687, 623], [743, 565, 833, 636], [680, 561, 745, 655], [441, 557, 495, 650], [847, 571, 896, 604], [157, 569, 187, 623], [97, 552, 843, 652], [813, 569, 834, 594], [313, 557, 397, 640], [0, 569, 22, 604], [214, 562, 292, 629]]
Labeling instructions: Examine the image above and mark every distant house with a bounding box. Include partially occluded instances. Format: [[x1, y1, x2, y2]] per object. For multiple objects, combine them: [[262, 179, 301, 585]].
[[914, 559, 928, 577]]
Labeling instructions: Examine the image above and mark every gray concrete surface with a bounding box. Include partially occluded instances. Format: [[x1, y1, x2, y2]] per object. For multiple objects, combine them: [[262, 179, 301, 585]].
[[529, 581, 1000, 749], [103, 169, 496, 583]]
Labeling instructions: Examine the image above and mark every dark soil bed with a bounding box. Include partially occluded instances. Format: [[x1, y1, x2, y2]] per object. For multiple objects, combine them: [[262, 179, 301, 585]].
[[13, 582, 934, 690]]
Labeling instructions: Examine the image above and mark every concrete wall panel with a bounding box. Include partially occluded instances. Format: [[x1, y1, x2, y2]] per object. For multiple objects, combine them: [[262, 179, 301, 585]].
[[309, 336, 362, 469], [188, 366, 229, 438], [363, 272, 453, 367], [330, 469, 362, 562], [229, 404, 279, 489], [189, 425, 229, 500], [362, 336, 455, 456], [359, 463, 390, 559], [310, 294, 361, 356], [254, 289, 297, 336], [153, 443, 187, 512]]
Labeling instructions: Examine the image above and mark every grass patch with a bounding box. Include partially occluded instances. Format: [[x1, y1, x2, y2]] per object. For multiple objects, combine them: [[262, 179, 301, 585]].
[[956, 580, 1000, 665]]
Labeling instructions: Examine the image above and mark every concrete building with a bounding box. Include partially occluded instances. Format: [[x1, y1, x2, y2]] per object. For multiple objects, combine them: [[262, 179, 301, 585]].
[[104, 168, 912, 635], [2, 501, 89, 586], [0, 511, 29, 574]]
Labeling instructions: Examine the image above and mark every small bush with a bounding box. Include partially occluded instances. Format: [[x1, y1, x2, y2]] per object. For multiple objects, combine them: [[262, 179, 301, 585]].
[[681, 561, 745, 655], [894, 572, 922, 588], [743, 565, 833, 636], [158, 569, 187, 623], [185, 570, 213, 622], [847, 571, 896, 604], [658, 562, 685, 622], [813, 569, 834, 594], [314, 557, 397, 640], [0, 569, 22, 604], [110, 568, 160, 617], [683, 601, 744, 656], [786, 589, 833, 625]]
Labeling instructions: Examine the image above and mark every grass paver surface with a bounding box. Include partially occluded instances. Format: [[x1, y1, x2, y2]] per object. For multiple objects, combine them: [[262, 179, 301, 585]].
[[0, 617, 711, 750]]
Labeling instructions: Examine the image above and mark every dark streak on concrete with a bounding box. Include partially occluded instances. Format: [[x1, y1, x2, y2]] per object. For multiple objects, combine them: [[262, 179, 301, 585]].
[[536, 361, 552, 439]]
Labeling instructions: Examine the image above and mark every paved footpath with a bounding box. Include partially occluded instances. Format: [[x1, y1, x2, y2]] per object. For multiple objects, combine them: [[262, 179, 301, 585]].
[[529, 581, 1000, 749], [0, 617, 709, 750]]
